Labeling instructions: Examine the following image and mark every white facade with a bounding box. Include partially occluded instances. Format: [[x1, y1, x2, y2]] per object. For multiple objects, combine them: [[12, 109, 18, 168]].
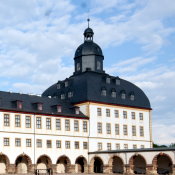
[[77, 102, 152, 152]]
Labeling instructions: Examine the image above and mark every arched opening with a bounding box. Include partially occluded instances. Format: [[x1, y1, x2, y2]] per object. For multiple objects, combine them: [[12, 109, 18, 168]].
[[156, 154, 173, 174], [75, 156, 87, 173], [56, 155, 71, 173], [0, 154, 10, 174], [37, 155, 52, 170], [112, 156, 124, 174], [130, 155, 146, 174], [15, 154, 32, 174], [94, 157, 103, 173]]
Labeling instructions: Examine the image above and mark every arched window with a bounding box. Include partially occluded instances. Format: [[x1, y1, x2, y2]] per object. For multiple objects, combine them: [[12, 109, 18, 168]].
[[57, 83, 61, 89], [116, 77, 120, 85], [68, 92, 73, 98], [121, 90, 126, 99], [111, 89, 116, 98], [101, 88, 106, 96], [61, 94, 65, 100], [130, 92, 135, 101]]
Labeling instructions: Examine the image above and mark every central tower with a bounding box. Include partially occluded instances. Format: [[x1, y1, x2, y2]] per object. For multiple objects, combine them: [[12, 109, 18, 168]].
[[74, 20, 104, 74]]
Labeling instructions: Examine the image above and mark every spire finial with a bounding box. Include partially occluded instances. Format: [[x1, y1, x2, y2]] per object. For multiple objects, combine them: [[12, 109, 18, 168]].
[[87, 18, 90, 28]]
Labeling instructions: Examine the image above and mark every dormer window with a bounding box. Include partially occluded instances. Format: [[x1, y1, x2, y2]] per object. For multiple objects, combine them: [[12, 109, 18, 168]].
[[101, 88, 106, 96], [130, 92, 135, 101], [17, 101, 23, 109], [121, 91, 126, 99], [37, 103, 43, 111], [111, 89, 116, 98], [57, 105, 62, 113], [68, 92, 73, 98], [65, 81, 68, 87], [75, 107, 80, 115], [57, 83, 61, 89], [116, 77, 120, 85], [106, 77, 110, 84], [61, 94, 65, 100]]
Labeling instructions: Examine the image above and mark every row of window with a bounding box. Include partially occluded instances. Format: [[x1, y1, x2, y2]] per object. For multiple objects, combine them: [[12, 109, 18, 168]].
[[97, 123, 144, 136], [101, 88, 135, 100], [97, 142, 145, 151], [3, 138, 88, 149], [97, 108, 144, 120], [4, 114, 88, 132]]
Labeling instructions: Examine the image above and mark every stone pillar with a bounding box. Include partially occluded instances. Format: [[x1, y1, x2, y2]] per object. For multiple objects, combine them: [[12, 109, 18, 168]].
[[84, 165, 88, 173], [124, 164, 132, 174], [173, 164, 175, 175], [51, 164, 57, 174], [146, 164, 156, 174], [88, 164, 93, 173], [103, 164, 110, 174], [8, 164, 16, 174], [68, 164, 75, 173]]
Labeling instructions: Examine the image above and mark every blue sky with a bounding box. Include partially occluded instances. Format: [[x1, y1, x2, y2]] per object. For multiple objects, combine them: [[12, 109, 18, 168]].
[[0, 0, 175, 145]]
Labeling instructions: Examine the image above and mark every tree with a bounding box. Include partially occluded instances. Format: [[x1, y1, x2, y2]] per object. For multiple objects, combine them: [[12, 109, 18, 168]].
[[169, 143, 175, 147]]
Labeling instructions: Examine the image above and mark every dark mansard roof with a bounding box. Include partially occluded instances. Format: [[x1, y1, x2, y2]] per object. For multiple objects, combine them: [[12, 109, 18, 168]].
[[0, 91, 86, 118], [42, 71, 151, 109]]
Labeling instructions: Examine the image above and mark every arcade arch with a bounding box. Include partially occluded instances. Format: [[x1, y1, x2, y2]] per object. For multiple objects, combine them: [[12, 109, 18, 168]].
[[56, 155, 71, 173], [75, 156, 87, 173], [129, 154, 146, 174]]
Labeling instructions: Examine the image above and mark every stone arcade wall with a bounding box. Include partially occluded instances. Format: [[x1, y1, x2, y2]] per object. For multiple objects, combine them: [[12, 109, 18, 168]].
[[0, 148, 175, 174], [88, 148, 175, 175]]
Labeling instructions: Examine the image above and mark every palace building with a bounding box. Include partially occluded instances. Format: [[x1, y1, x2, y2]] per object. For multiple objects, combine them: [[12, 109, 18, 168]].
[[0, 23, 174, 174]]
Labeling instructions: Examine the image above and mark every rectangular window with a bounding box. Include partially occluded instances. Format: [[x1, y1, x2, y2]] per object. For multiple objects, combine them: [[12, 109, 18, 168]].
[[140, 126, 144, 136], [4, 114, 10, 126], [74, 120, 79, 131], [132, 125, 136, 136], [56, 140, 61, 148], [98, 142, 102, 150], [115, 124, 119, 135], [116, 144, 120, 150], [26, 139, 32, 147], [83, 142, 88, 149], [36, 139, 42, 148], [56, 119, 61, 130], [47, 140, 52, 148], [124, 144, 128, 149], [106, 109, 110, 117], [97, 122, 102, 134], [114, 110, 119, 118], [107, 143, 111, 150], [15, 115, 21, 127], [65, 120, 70, 131], [36, 117, 41, 129], [15, 138, 21, 147], [46, 118, 51, 130], [133, 144, 137, 149], [83, 121, 88, 132], [38, 103, 43, 111], [75, 141, 79, 149], [139, 113, 143, 120], [131, 112, 135, 119], [123, 125, 128, 135], [97, 108, 102, 116], [141, 145, 145, 149], [65, 141, 70, 149], [123, 111, 127, 119], [25, 116, 31, 128], [4, 138, 10, 146], [106, 123, 111, 134]]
